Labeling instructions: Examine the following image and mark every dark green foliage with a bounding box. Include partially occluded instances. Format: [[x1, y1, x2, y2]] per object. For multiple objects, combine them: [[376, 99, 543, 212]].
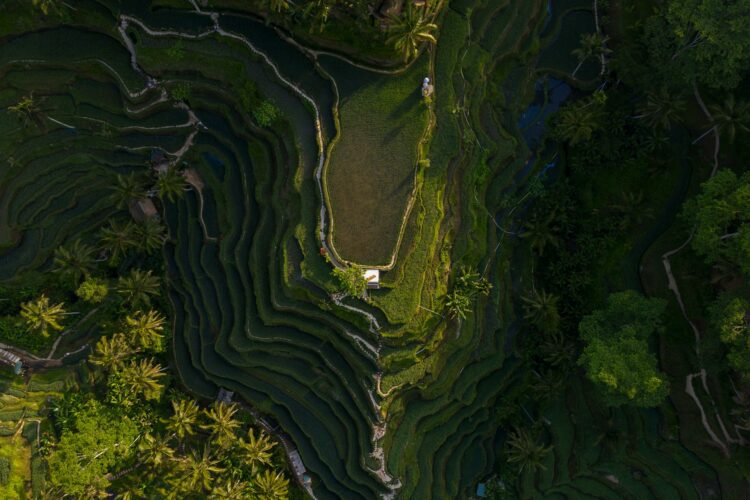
[[170, 82, 191, 102], [578, 291, 669, 407], [708, 292, 750, 380], [0, 457, 10, 486], [252, 99, 280, 127], [682, 169, 750, 275]]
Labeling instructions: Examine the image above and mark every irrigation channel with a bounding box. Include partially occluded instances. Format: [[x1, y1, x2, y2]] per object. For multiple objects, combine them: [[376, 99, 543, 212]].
[[0, 0, 735, 498]]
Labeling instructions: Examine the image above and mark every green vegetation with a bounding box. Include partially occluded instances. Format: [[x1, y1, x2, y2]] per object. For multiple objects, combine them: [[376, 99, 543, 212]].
[[578, 291, 669, 407], [2, 0, 750, 498], [322, 54, 430, 266], [332, 266, 367, 297]]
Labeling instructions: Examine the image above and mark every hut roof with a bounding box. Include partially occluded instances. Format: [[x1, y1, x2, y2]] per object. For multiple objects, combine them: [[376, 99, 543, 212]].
[[128, 197, 158, 222]]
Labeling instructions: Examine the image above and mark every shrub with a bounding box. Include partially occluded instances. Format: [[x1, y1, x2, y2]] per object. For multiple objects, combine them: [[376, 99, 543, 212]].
[[253, 99, 280, 127], [0, 457, 9, 486], [166, 40, 185, 61], [170, 83, 191, 102], [332, 266, 367, 297], [75, 278, 108, 304]]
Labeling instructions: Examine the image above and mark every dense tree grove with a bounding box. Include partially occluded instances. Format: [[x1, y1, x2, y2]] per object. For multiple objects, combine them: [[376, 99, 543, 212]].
[[578, 292, 669, 407]]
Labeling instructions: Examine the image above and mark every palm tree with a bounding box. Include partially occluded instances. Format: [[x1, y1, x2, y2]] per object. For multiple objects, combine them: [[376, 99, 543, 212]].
[[134, 218, 166, 255], [138, 432, 175, 467], [709, 94, 750, 143], [111, 173, 146, 210], [457, 268, 492, 296], [505, 427, 552, 473], [211, 479, 252, 498], [609, 191, 653, 228], [571, 33, 611, 77], [261, 0, 290, 13], [520, 213, 560, 257], [32, 0, 62, 15], [553, 101, 603, 146], [100, 221, 137, 264], [8, 94, 43, 127], [120, 358, 166, 401], [444, 288, 472, 320], [20, 295, 66, 337], [254, 469, 290, 499], [179, 445, 224, 493], [521, 290, 560, 334], [124, 309, 165, 350], [201, 402, 241, 449], [52, 239, 97, 285], [538, 332, 576, 367], [300, 0, 330, 34], [116, 269, 161, 307], [387, 5, 438, 62], [156, 167, 187, 203], [166, 399, 200, 441], [89, 333, 133, 369], [636, 88, 685, 130], [239, 428, 276, 473]]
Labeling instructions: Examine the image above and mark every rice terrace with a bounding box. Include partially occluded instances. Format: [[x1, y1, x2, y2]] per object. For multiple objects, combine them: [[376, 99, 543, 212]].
[[1, 0, 750, 498]]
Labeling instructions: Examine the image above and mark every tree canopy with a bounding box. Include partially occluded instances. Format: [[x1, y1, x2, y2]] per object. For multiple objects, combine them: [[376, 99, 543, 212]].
[[47, 400, 139, 495], [578, 291, 669, 407], [665, 0, 750, 89], [709, 293, 750, 380], [682, 169, 750, 276]]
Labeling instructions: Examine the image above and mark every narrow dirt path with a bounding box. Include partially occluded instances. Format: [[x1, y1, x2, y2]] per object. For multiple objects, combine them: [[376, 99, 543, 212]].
[[658, 84, 744, 454]]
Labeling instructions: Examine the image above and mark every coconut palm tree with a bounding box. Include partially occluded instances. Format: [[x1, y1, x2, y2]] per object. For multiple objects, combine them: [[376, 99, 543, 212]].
[[520, 213, 560, 257], [120, 358, 166, 401], [636, 88, 685, 130], [100, 220, 137, 264], [387, 5, 438, 62], [239, 428, 276, 473], [709, 94, 750, 143], [211, 479, 252, 498], [52, 239, 96, 285], [458, 268, 492, 296], [260, 0, 290, 13], [156, 167, 187, 203], [201, 402, 241, 449], [116, 269, 161, 307], [571, 33, 611, 77], [254, 469, 290, 499], [521, 290, 560, 334], [300, 0, 330, 34], [138, 432, 175, 467], [20, 295, 66, 337], [505, 427, 552, 473], [167, 399, 200, 442], [124, 309, 165, 350], [444, 288, 472, 320], [179, 445, 224, 493], [134, 218, 166, 255], [32, 0, 63, 15], [553, 101, 603, 146], [89, 333, 133, 369], [538, 331, 576, 367], [609, 191, 653, 229], [111, 173, 146, 210], [8, 94, 44, 127]]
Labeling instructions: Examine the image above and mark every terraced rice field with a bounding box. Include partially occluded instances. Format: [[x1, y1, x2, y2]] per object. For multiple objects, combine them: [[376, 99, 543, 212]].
[[322, 54, 430, 267], [0, 0, 736, 498]]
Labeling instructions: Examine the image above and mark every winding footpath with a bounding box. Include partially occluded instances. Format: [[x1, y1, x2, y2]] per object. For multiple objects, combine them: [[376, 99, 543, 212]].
[[659, 84, 745, 457]]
